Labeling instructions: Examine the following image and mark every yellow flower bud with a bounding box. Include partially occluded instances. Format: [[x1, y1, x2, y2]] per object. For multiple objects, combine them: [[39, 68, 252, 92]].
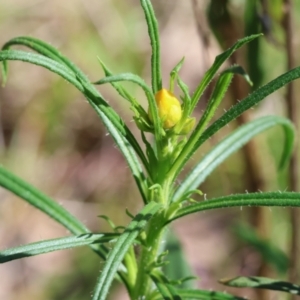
[[149, 89, 182, 129]]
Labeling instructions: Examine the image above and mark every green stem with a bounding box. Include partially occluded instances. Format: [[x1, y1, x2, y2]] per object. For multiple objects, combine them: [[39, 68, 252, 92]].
[[133, 180, 171, 298], [133, 213, 166, 299]]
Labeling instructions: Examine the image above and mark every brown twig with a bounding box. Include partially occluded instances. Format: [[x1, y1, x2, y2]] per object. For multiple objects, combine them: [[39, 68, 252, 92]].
[[191, 0, 211, 68], [282, 0, 299, 292], [193, 1, 270, 299]]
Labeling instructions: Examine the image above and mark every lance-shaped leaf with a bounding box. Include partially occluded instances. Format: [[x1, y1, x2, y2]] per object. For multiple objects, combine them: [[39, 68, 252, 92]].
[[0, 49, 81, 88], [1, 37, 150, 179], [81, 81, 149, 203], [94, 73, 164, 154], [220, 276, 300, 296], [0, 50, 149, 203], [150, 270, 181, 299], [168, 192, 300, 224], [190, 34, 261, 113], [92, 201, 162, 300], [194, 65, 300, 157], [0, 166, 88, 234], [173, 116, 295, 203], [97, 58, 146, 112], [150, 270, 246, 300], [97, 62, 154, 135], [140, 0, 162, 93], [169, 57, 185, 93], [173, 289, 246, 300], [0, 233, 118, 263], [0, 166, 113, 260], [0, 164, 128, 288], [1, 37, 148, 167], [1, 36, 88, 85]]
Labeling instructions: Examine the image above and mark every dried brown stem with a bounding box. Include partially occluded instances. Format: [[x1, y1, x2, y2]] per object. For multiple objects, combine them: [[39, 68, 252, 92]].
[[282, 0, 299, 292], [191, 0, 211, 67]]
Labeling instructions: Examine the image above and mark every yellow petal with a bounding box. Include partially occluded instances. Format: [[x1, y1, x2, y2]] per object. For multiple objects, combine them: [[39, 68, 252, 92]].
[[149, 89, 182, 129]]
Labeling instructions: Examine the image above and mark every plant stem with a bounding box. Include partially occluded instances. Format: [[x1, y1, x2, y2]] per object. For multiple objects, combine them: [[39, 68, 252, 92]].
[[133, 177, 171, 299]]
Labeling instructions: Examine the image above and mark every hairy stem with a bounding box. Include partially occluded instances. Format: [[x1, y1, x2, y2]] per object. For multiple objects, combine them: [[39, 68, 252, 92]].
[[133, 213, 166, 299]]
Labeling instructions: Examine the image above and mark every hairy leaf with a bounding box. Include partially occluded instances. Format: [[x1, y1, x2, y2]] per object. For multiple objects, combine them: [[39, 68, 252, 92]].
[[168, 192, 300, 223], [92, 202, 162, 300], [0, 233, 117, 263], [140, 0, 162, 93], [190, 34, 261, 112], [173, 116, 294, 202], [220, 276, 300, 296], [0, 49, 149, 203]]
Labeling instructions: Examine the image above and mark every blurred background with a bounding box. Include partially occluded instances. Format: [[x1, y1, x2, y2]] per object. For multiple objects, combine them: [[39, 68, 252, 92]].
[[0, 0, 300, 299]]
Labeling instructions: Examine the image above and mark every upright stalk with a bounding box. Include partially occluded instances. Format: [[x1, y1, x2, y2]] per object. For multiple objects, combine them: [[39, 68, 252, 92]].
[[282, 0, 299, 291], [133, 178, 171, 299], [132, 214, 166, 298]]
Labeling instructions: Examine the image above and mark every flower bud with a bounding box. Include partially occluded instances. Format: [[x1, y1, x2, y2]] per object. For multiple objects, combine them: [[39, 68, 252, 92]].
[[149, 89, 182, 129]]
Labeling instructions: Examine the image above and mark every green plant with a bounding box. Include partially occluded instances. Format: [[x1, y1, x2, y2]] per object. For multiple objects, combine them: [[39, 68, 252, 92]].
[[1, 0, 300, 299]]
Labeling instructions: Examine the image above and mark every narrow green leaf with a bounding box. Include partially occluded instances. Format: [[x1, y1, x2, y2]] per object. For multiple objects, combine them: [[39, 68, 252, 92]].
[[168, 192, 300, 223], [82, 83, 149, 203], [193, 71, 233, 135], [97, 58, 141, 107], [92, 202, 162, 300], [0, 50, 81, 89], [222, 64, 253, 86], [178, 77, 191, 105], [0, 50, 149, 203], [1, 38, 149, 173], [0, 233, 117, 263], [220, 276, 300, 296], [150, 269, 183, 300], [169, 57, 185, 92], [176, 79, 192, 133], [0, 166, 113, 259], [140, 0, 162, 93], [0, 165, 129, 287], [194, 65, 300, 157], [173, 289, 246, 300], [1, 36, 89, 84], [190, 34, 262, 112], [0, 166, 88, 234], [244, 1, 264, 90], [94, 73, 154, 118], [1, 38, 150, 180], [1, 37, 147, 157], [155, 284, 177, 300], [97, 58, 155, 137], [94, 73, 163, 151], [173, 116, 295, 203]]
